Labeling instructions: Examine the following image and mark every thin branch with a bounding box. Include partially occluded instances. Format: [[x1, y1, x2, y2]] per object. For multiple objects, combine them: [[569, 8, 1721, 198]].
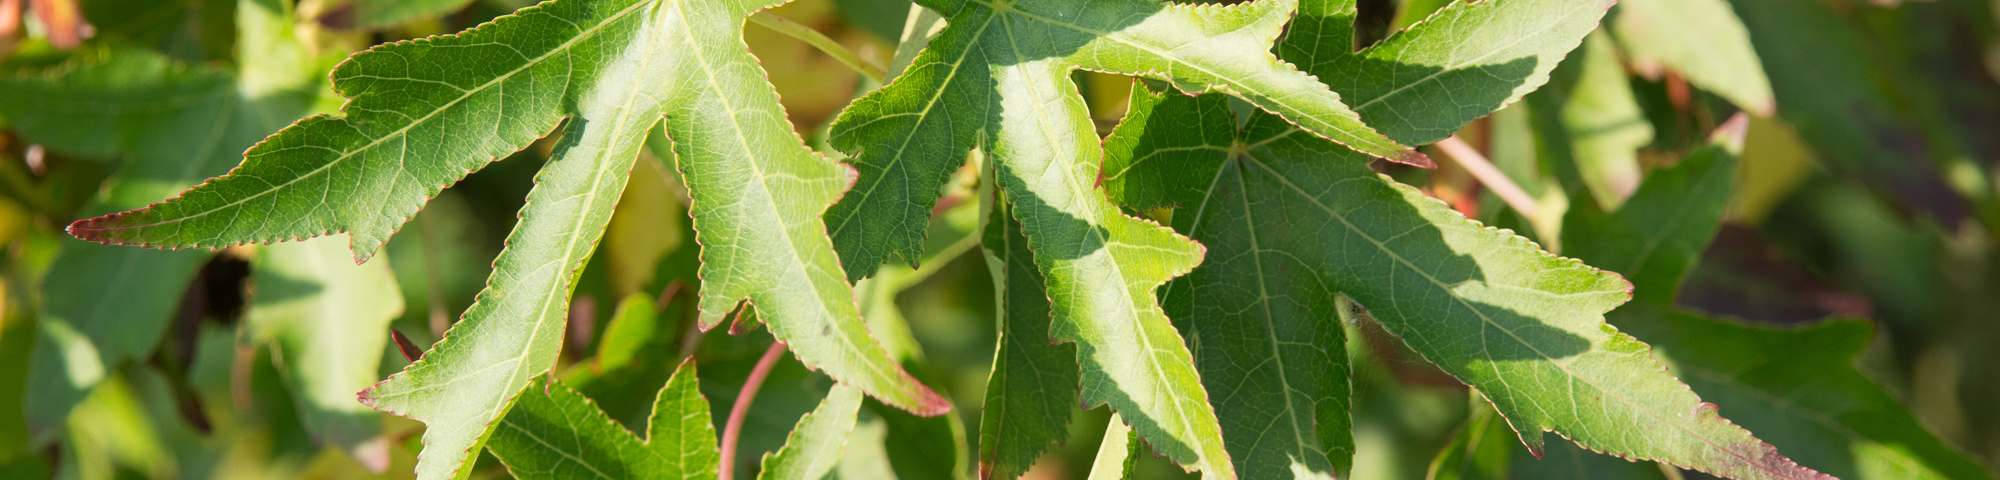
[[718, 340, 789, 480], [1434, 135, 1539, 217], [748, 12, 886, 84]]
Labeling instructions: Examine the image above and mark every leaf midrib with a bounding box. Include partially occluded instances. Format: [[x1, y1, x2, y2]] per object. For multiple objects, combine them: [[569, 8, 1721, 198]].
[[1230, 159, 1315, 463], [90, 0, 657, 233]]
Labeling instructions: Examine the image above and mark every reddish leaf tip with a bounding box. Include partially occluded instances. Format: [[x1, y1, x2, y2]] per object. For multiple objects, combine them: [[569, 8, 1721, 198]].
[[1393, 149, 1437, 169]]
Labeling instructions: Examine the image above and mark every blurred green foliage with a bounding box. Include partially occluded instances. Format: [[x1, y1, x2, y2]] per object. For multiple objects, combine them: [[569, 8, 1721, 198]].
[[0, 0, 1996, 479]]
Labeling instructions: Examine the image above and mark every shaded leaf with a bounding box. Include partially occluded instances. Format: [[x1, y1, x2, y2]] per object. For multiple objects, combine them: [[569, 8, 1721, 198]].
[[1105, 1, 1631, 477], [1634, 313, 1996, 480], [976, 187, 1079, 479], [348, 0, 478, 29], [246, 236, 405, 471], [1107, 82, 1348, 480], [487, 362, 721, 480], [1114, 93, 1825, 480], [3, 0, 320, 439], [1562, 121, 1994, 480], [1562, 138, 1740, 307], [760, 383, 864, 480], [1727, 0, 1965, 219]]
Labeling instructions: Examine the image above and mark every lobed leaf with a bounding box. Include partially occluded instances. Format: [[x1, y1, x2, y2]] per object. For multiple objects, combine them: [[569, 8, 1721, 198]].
[[1107, 0, 1832, 471], [1108, 83, 1349, 480], [350, 1, 941, 479], [823, 0, 1421, 278]]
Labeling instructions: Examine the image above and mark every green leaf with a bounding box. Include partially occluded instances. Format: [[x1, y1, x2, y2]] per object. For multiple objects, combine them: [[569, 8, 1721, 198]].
[[1610, 0, 1775, 115], [348, 0, 479, 29], [760, 384, 864, 480], [1203, 107, 1823, 479], [2, 0, 321, 440], [1561, 122, 1992, 480], [1106, 81, 1350, 480], [1103, 1, 1625, 476], [594, 294, 665, 374], [487, 362, 721, 480], [1726, 0, 1962, 216], [1634, 313, 1997, 480], [347, 1, 940, 478], [1085, 413, 1141, 480], [1426, 400, 1517, 480], [1296, 0, 1616, 146], [976, 188, 1079, 479], [1562, 138, 1740, 307], [246, 236, 405, 471], [823, 0, 1423, 278], [1549, 32, 1653, 210]]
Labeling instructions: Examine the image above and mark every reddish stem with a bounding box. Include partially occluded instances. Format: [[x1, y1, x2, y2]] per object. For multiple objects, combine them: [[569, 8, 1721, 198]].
[[718, 340, 788, 480]]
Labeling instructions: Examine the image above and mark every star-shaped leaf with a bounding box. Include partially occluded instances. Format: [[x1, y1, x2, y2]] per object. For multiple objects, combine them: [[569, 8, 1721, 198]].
[[824, 0, 1425, 279], [1105, 0, 1835, 477], [64, 0, 943, 478]]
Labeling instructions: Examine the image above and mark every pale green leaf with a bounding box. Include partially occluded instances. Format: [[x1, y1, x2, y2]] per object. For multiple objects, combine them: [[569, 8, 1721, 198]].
[[2, 0, 320, 440], [487, 362, 721, 480], [247, 236, 405, 470], [1085, 413, 1141, 480], [976, 189, 1079, 479], [594, 295, 664, 374], [1554, 32, 1652, 210], [347, 2, 939, 479], [823, 0, 1422, 279], [760, 384, 864, 480], [1611, 0, 1774, 115]]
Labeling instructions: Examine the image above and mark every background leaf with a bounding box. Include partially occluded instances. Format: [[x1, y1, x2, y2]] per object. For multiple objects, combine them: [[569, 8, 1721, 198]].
[[758, 383, 863, 480], [1, 0, 320, 440], [246, 235, 404, 471]]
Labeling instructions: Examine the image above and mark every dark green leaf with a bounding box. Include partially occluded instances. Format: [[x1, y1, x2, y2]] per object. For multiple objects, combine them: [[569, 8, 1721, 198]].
[[487, 362, 721, 480]]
